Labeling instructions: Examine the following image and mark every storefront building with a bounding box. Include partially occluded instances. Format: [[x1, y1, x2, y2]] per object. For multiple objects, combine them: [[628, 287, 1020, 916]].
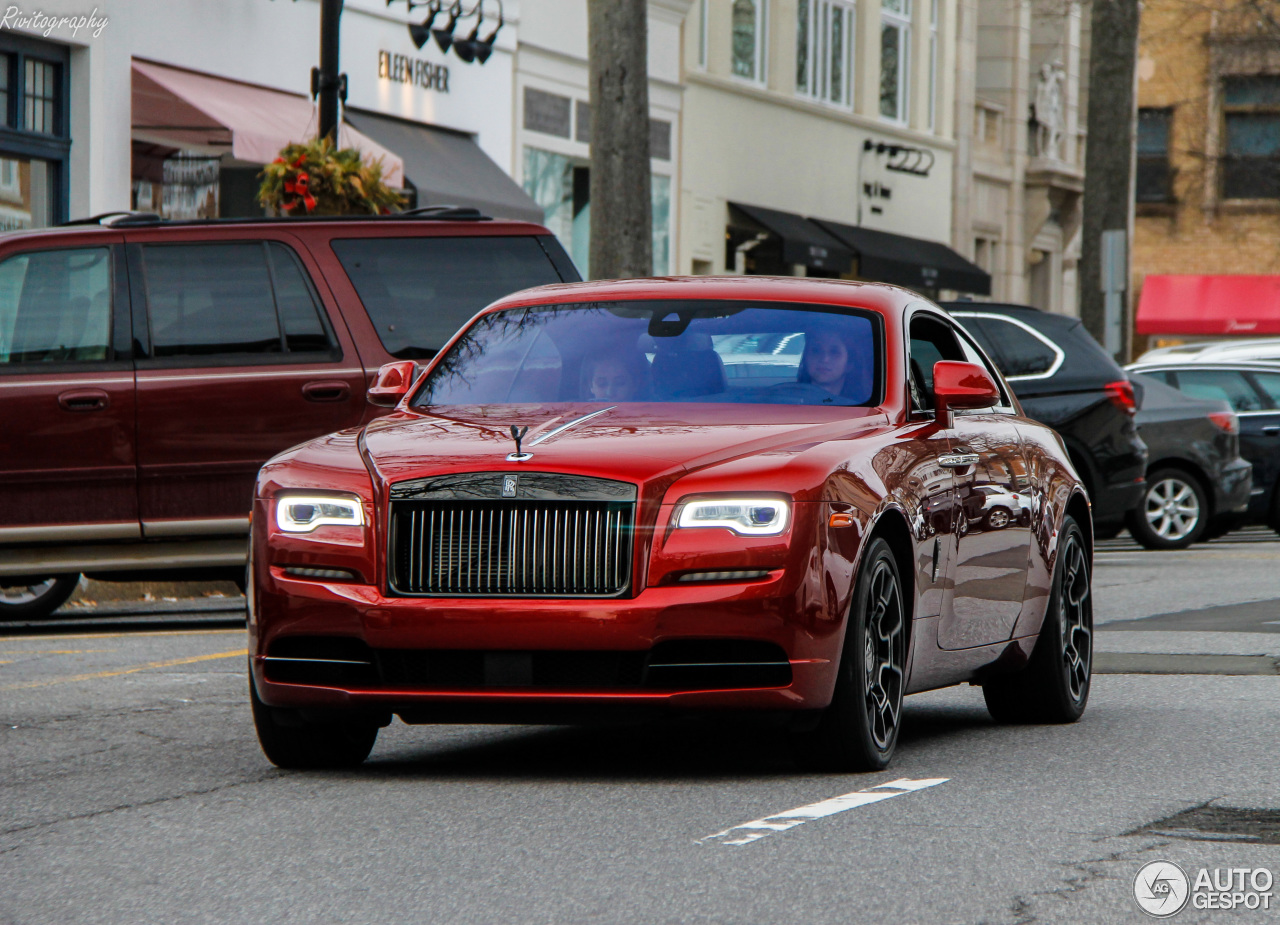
[[2, 0, 538, 228], [513, 0, 685, 275], [677, 0, 988, 298]]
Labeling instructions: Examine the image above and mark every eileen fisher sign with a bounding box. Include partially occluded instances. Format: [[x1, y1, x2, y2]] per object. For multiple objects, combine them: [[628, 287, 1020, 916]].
[[378, 50, 449, 92]]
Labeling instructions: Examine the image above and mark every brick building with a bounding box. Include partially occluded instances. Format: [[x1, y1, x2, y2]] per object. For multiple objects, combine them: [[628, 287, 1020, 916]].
[[1133, 0, 1280, 350]]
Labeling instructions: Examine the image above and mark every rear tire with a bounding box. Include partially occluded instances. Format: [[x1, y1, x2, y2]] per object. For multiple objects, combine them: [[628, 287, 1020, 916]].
[[983, 515, 1091, 724], [1127, 468, 1207, 550], [0, 574, 80, 621], [250, 677, 378, 769], [791, 538, 906, 772]]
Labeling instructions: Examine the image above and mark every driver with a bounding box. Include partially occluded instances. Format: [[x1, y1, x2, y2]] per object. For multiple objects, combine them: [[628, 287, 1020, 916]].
[[582, 350, 650, 402], [797, 327, 872, 401]]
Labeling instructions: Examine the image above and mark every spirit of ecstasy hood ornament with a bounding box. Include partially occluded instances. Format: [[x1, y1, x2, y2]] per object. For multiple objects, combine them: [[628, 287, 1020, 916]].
[[507, 424, 532, 462]]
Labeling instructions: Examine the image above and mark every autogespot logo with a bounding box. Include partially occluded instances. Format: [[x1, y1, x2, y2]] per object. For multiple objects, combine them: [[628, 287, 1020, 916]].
[[1134, 861, 1191, 917]]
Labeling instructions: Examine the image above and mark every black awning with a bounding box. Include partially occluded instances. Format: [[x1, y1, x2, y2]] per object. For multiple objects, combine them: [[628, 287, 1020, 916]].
[[812, 219, 991, 295], [729, 202, 853, 274], [346, 109, 544, 224]]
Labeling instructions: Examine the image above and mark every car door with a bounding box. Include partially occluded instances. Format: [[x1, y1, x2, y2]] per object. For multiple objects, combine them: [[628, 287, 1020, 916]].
[[0, 239, 140, 544], [126, 233, 367, 535], [1238, 368, 1280, 519], [1168, 367, 1279, 521], [912, 311, 1032, 649]]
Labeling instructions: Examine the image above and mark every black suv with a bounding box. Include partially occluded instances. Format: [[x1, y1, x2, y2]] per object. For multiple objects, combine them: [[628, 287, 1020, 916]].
[[942, 302, 1147, 537]]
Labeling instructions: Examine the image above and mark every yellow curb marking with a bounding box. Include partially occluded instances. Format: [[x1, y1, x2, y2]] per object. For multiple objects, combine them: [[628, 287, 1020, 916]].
[[0, 648, 248, 691], [0, 628, 245, 643]]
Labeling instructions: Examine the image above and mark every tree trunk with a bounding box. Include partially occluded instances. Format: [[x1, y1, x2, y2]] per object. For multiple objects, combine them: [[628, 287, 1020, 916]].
[[1079, 0, 1140, 357], [588, 0, 652, 279]]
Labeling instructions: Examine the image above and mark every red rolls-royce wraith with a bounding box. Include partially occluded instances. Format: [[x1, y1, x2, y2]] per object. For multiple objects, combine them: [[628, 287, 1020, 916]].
[[248, 277, 1093, 771]]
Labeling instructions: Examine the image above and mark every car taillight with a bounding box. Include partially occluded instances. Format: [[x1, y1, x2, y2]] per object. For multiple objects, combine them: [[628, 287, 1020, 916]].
[[1104, 380, 1137, 415], [1208, 410, 1239, 434]]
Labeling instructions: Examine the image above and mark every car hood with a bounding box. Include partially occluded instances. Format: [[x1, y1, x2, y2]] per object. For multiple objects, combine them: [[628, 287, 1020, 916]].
[[361, 402, 887, 489]]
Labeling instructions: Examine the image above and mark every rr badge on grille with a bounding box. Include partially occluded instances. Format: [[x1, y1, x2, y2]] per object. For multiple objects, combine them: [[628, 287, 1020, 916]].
[[502, 474, 519, 498]]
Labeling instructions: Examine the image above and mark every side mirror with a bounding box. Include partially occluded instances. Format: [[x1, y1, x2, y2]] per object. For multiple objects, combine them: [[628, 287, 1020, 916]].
[[932, 361, 1000, 420], [367, 361, 418, 408]]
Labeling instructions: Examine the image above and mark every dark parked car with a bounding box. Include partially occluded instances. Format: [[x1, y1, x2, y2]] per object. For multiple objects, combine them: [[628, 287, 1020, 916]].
[[943, 302, 1147, 538], [1125, 373, 1252, 549], [0, 210, 579, 620], [1126, 360, 1280, 534]]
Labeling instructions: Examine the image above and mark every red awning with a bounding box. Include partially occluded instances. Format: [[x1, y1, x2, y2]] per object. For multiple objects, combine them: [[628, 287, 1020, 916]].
[[131, 59, 403, 187], [1137, 274, 1280, 336]]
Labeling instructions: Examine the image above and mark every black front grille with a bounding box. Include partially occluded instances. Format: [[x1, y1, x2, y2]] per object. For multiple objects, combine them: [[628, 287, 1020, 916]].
[[389, 500, 634, 596]]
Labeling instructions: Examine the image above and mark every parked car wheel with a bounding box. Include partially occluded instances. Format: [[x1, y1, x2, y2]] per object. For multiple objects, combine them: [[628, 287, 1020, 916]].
[[982, 516, 1091, 724], [0, 574, 79, 621], [1127, 468, 1207, 550], [985, 506, 1013, 530], [250, 678, 379, 770], [791, 538, 905, 771]]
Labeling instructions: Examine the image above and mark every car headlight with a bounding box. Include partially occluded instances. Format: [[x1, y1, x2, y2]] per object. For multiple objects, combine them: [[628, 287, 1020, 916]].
[[275, 493, 365, 533], [675, 497, 791, 536]]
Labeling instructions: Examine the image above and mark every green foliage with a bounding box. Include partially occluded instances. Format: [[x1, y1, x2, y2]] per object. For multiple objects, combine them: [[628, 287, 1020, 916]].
[[257, 136, 406, 215]]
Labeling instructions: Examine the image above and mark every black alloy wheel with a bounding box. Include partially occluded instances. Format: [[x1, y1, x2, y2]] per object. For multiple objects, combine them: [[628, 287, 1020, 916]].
[[1127, 467, 1207, 550], [250, 676, 379, 770], [983, 515, 1092, 723], [791, 537, 906, 771], [0, 574, 80, 621]]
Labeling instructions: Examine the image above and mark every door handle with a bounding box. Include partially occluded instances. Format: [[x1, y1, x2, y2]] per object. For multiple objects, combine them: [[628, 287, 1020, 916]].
[[302, 380, 351, 403], [1262, 425, 1280, 435], [939, 453, 980, 468], [57, 388, 109, 412]]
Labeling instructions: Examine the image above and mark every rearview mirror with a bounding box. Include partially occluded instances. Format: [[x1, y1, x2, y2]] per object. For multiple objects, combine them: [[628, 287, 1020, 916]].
[[367, 361, 418, 407], [933, 361, 1000, 420]]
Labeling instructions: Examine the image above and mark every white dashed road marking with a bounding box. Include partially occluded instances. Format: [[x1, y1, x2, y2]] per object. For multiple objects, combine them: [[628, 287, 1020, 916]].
[[699, 777, 950, 846]]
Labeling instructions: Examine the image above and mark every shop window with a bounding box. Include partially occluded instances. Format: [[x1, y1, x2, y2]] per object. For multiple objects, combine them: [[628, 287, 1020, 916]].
[[0, 247, 111, 365], [797, 0, 855, 107], [522, 146, 673, 278], [0, 35, 69, 227], [881, 0, 912, 122], [732, 0, 767, 83], [1222, 76, 1280, 200], [1137, 108, 1174, 203]]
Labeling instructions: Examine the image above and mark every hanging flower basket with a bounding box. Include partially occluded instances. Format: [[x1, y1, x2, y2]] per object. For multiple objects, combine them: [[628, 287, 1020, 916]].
[[258, 136, 406, 216]]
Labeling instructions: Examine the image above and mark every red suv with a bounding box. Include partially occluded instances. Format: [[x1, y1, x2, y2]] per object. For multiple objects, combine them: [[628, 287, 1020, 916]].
[[0, 210, 578, 619]]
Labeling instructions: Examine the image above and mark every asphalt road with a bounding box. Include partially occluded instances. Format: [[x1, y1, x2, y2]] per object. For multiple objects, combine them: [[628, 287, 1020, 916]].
[[2, 533, 1279, 924]]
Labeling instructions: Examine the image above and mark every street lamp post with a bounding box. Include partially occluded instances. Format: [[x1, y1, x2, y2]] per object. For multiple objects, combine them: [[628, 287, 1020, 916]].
[[314, 0, 345, 142]]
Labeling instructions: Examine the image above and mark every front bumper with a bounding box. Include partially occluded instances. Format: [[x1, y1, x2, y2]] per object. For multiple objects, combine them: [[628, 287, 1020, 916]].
[[250, 567, 845, 717]]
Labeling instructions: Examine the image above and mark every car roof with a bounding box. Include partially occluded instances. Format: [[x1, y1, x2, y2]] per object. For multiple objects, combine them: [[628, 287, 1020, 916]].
[[0, 213, 550, 244], [480, 275, 925, 316]]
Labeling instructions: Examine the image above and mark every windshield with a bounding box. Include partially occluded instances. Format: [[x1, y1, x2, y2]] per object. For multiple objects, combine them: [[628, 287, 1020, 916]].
[[412, 300, 883, 409]]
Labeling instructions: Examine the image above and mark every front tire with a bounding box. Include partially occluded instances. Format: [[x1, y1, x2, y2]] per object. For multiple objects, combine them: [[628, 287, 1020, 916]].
[[1127, 468, 1207, 550], [792, 538, 906, 771], [250, 676, 378, 769], [0, 574, 79, 621], [983, 515, 1091, 724]]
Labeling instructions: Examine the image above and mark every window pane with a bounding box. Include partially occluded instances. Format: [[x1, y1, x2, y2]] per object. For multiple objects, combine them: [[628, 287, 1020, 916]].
[[830, 7, 843, 103], [0, 248, 111, 364], [1172, 369, 1265, 412], [22, 59, 57, 135], [1226, 113, 1280, 157], [797, 0, 809, 93], [1248, 371, 1280, 408], [652, 174, 671, 275], [267, 243, 332, 353], [0, 53, 9, 127], [332, 236, 565, 360], [732, 0, 758, 80], [1137, 109, 1170, 155], [1224, 75, 1280, 106], [880, 24, 901, 118], [0, 156, 53, 230], [143, 244, 282, 358]]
